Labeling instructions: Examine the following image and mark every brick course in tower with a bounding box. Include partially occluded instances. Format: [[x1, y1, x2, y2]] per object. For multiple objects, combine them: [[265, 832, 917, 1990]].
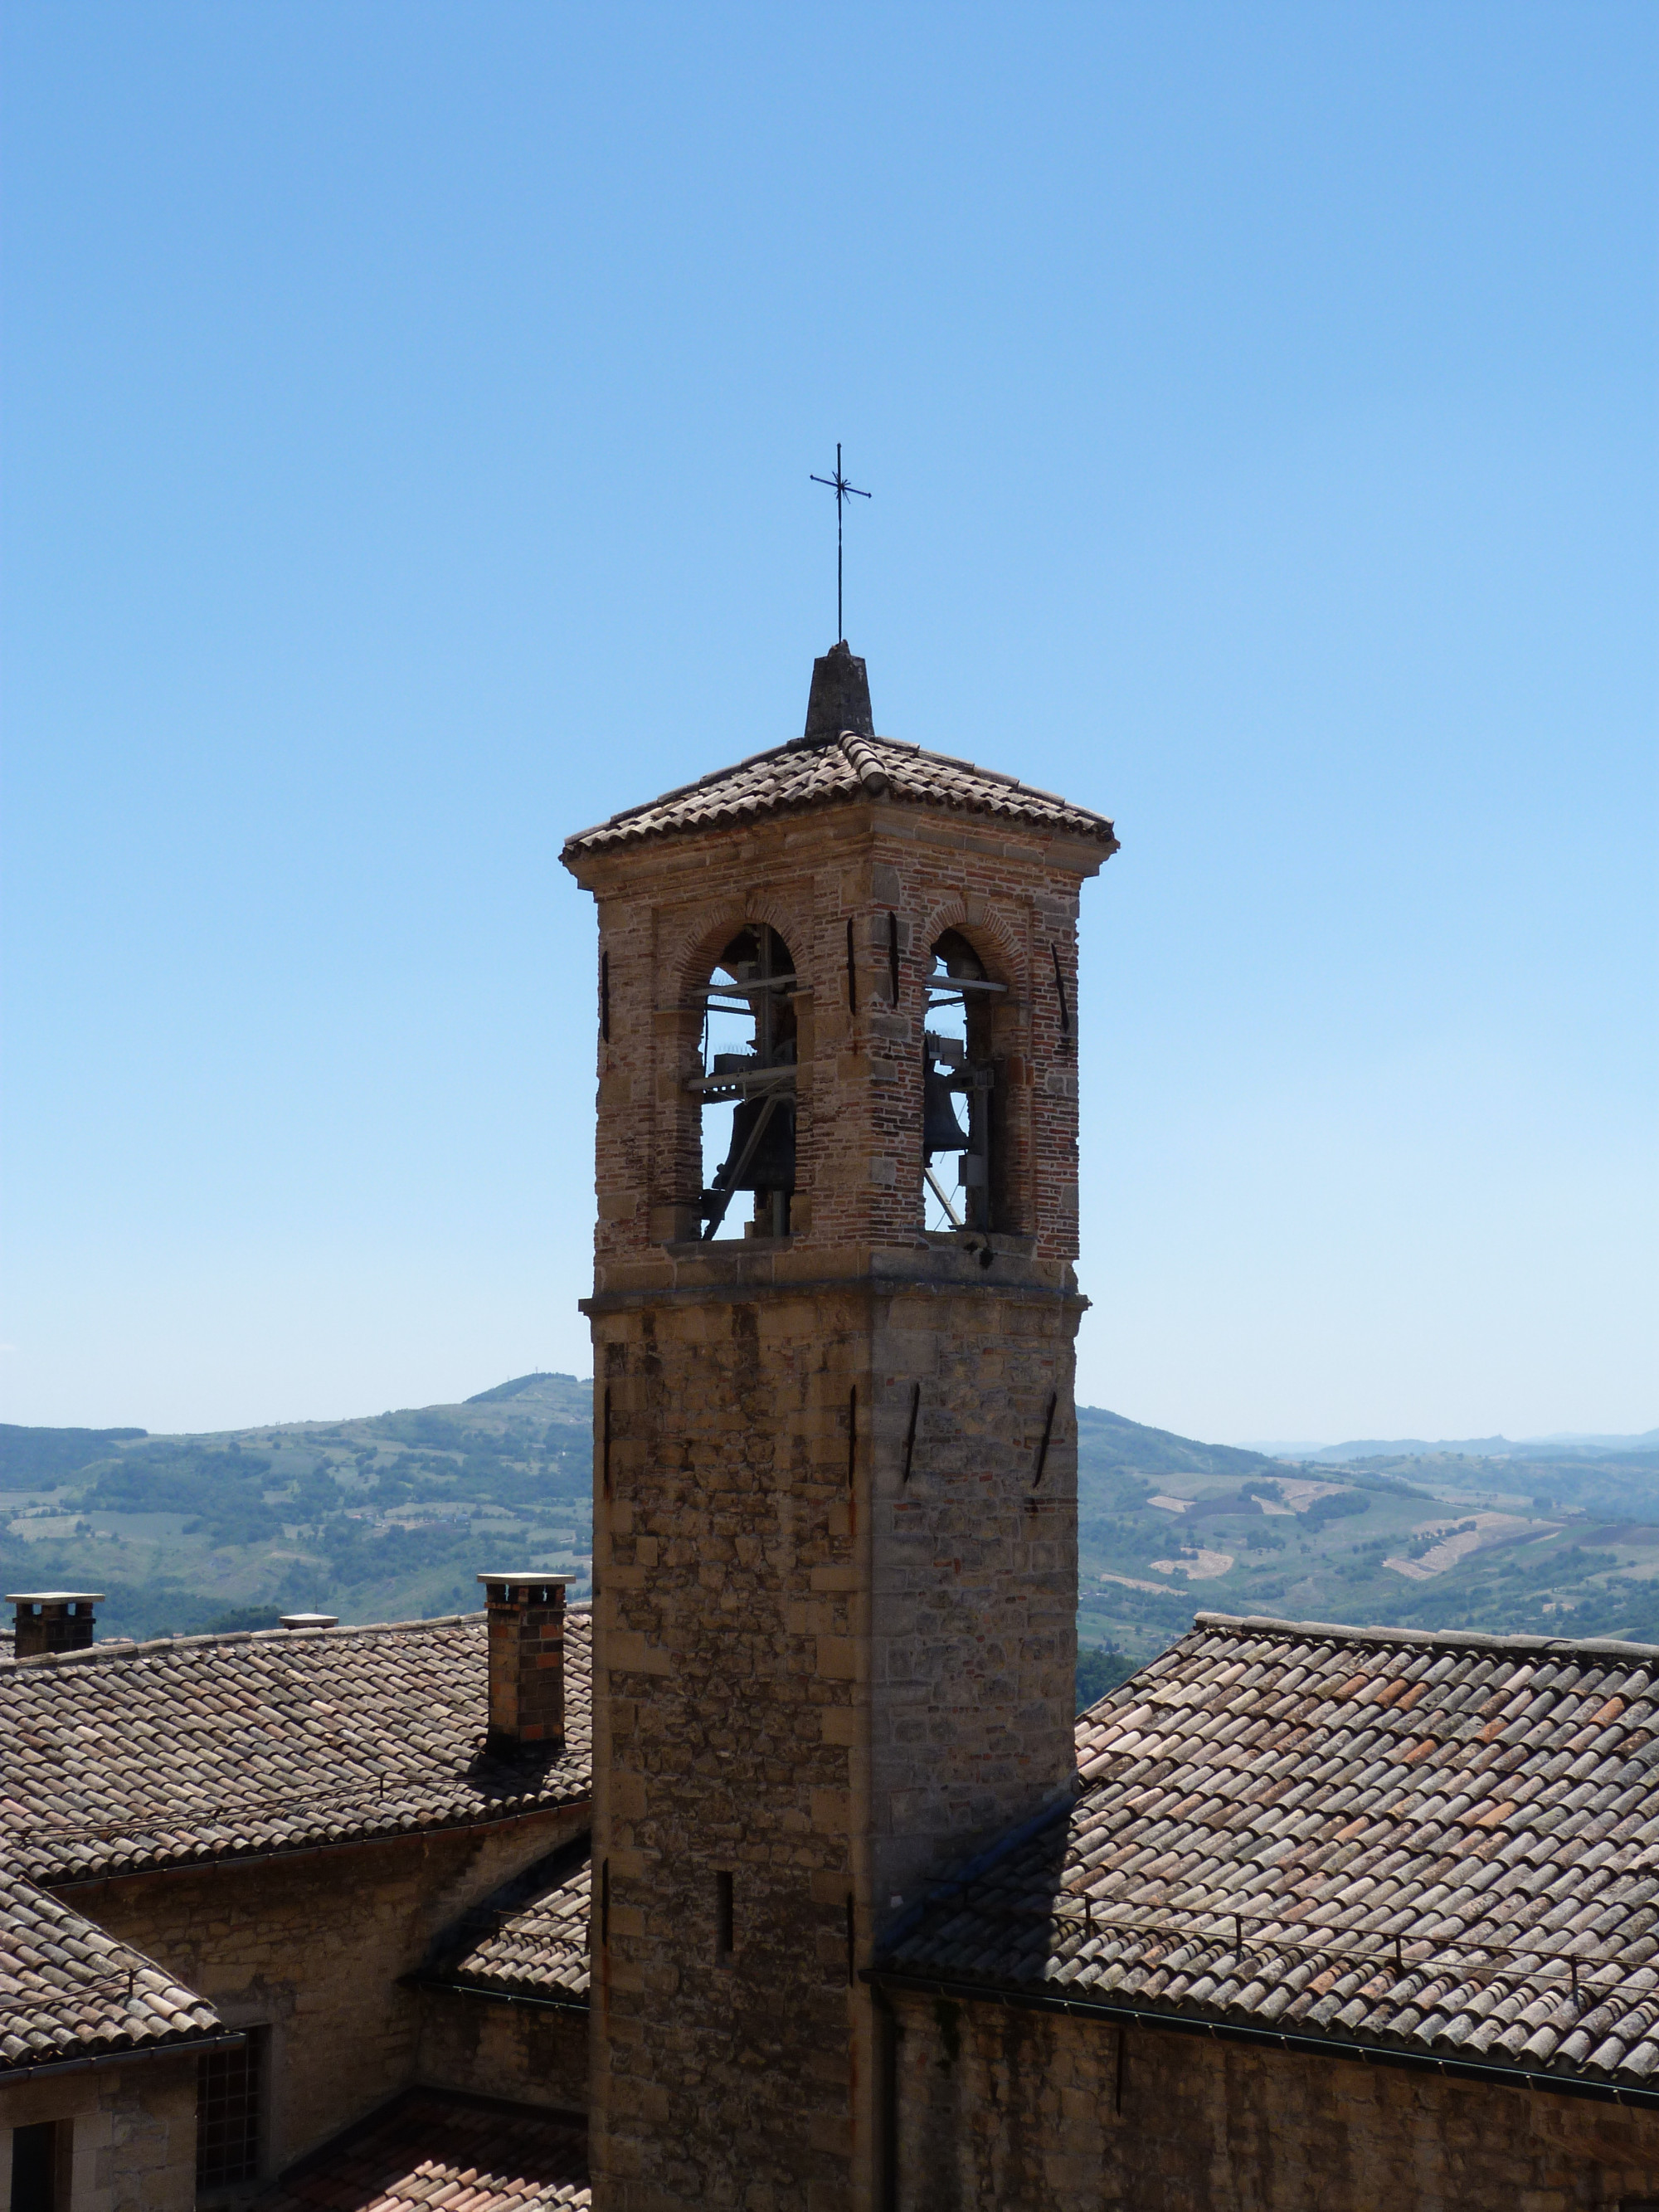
[[562, 645, 1117, 2212]]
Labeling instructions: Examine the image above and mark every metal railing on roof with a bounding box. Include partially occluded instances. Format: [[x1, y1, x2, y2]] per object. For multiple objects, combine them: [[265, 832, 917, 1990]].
[[916, 1888, 1657, 2016]]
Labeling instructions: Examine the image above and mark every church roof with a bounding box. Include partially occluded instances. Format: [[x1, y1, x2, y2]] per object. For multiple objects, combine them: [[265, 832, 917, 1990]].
[[0, 1610, 592, 1887], [419, 1836, 591, 2006], [0, 1863, 222, 2073], [252, 2088, 589, 2212], [880, 1612, 1659, 2098], [561, 730, 1117, 859]]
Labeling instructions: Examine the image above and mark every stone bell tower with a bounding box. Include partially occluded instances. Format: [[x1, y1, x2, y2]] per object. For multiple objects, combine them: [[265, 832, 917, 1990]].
[[562, 642, 1117, 2212]]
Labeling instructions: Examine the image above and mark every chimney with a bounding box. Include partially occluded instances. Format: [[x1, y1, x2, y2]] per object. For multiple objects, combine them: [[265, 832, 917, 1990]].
[[478, 1574, 570, 1756], [279, 1613, 338, 1630], [7, 1591, 105, 1658]]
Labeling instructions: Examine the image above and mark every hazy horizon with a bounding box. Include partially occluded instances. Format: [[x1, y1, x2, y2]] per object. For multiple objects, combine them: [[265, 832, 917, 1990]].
[[7, 1372, 1652, 1461]]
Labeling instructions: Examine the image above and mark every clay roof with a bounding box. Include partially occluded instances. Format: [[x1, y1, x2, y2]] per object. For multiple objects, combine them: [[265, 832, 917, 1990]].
[[254, 2089, 588, 2212], [0, 1610, 592, 1886], [561, 732, 1117, 858], [426, 1839, 591, 2005], [882, 1613, 1659, 2096], [0, 1864, 221, 2073]]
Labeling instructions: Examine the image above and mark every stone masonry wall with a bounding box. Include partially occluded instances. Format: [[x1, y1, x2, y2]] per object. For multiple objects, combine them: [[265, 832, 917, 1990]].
[[416, 1988, 588, 2116], [888, 1987, 1659, 2211], [58, 1805, 586, 2181], [586, 1268, 1081, 2212], [0, 2054, 198, 2212]]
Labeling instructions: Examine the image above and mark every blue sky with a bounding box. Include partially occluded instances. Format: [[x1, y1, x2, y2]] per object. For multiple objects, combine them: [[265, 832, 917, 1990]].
[[5, 2, 1654, 1441]]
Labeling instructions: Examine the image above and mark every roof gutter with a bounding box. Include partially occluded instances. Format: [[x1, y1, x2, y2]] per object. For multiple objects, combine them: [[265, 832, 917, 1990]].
[[865, 1969, 1659, 2112], [47, 1798, 591, 1893], [402, 1971, 589, 2017], [0, 2028, 246, 2088]]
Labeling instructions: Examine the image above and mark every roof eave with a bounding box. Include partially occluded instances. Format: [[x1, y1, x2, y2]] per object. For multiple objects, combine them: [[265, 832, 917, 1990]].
[[864, 1966, 1659, 2108]]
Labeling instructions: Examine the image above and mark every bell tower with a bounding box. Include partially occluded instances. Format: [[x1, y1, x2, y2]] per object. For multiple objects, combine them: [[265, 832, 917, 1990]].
[[562, 641, 1117, 2212]]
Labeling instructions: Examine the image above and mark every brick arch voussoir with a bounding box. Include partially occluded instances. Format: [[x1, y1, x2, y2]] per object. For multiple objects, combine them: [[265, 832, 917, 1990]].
[[673, 899, 811, 1004]]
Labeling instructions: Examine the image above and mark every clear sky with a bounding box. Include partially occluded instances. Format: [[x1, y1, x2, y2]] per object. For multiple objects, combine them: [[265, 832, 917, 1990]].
[[4, 2, 1654, 1444]]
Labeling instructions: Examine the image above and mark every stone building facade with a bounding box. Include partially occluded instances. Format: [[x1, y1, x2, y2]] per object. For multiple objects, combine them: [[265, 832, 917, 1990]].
[[883, 1995, 1659, 2211], [876, 1609, 1659, 2210], [0, 1596, 595, 2209]]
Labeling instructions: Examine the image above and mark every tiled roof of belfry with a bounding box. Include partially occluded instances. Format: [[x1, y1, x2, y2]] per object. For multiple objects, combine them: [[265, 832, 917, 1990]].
[[561, 731, 1117, 856], [883, 1613, 1659, 2097], [0, 1864, 221, 2073], [0, 1610, 592, 1887]]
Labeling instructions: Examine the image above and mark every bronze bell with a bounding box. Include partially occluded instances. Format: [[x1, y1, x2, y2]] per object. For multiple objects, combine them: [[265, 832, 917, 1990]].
[[712, 1094, 795, 1195], [923, 1065, 969, 1158]]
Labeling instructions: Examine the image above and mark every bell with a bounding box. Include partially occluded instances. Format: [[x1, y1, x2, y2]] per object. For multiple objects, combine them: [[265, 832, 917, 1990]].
[[923, 1065, 969, 1158], [712, 1095, 795, 1195]]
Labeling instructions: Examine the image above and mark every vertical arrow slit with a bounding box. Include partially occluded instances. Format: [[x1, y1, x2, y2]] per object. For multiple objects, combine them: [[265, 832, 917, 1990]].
[[901, 1382, 921, 1484], [1032, 1392, 1058, 1488]]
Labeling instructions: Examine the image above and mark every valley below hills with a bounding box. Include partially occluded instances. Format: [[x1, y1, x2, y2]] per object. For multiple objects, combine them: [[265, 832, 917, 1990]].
[[5, 1381, 1659, 1678]]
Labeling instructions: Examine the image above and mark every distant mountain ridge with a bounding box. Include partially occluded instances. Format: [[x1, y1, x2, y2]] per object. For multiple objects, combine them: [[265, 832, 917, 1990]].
[[1245, 1429, 1659, 1464]]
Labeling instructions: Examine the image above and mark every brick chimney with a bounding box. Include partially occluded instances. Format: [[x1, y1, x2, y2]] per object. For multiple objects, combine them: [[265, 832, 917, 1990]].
[[7, 1591, 105, 1658], [478, 1574, 570, 1756]]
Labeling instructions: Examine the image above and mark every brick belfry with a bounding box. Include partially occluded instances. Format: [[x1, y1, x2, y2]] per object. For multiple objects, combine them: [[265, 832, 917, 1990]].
[[562, 641, 1117, 2212]]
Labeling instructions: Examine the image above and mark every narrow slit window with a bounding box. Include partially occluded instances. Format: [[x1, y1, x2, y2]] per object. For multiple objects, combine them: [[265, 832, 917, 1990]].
[[715, 1869, 735, 1960]]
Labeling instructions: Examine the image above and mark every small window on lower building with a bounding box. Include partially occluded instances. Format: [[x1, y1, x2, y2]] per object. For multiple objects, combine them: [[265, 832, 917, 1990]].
[[197, 2031, 265, 2190], [10, 2120, 69, 2212]]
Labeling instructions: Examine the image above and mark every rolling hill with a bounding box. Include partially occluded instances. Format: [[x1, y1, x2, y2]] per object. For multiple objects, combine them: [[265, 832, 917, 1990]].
[[7, 1382, 1659, 1662]]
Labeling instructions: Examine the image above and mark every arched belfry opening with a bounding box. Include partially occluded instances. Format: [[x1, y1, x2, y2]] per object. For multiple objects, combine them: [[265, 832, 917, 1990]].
[[922, 928, 1005, 1232], [693, 922, 798, 1240]]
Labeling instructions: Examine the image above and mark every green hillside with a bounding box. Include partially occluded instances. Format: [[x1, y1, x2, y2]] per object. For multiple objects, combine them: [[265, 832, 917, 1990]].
[[0, 1375, 592, 1640], [1076, 1421, 1659, 1661], [6, 1382, 1659, 1663]]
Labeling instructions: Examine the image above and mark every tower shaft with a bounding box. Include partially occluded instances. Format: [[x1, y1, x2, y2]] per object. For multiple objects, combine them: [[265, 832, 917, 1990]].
[[563, 651, 1116, 2210]]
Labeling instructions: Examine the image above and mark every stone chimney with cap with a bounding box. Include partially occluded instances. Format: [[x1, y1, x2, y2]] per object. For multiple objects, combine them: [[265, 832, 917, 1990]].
[[478, 1574, 570, 1756], [7, 1591, 105, 1658]]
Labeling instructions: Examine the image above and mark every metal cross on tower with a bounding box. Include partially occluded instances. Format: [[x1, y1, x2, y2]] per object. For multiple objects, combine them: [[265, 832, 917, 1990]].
[[810, 443, 871, 643]]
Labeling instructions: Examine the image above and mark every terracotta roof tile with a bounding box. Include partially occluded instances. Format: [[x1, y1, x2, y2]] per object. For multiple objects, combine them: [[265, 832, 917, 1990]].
[[560, 733, 1117, 858], [0, 1864, 221, 2072], [0, 1611, 592, 1885], [255, 2092, 587, 2212], [426, 1839, 590, 2005], [882, 1613, 1659, 2095]]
